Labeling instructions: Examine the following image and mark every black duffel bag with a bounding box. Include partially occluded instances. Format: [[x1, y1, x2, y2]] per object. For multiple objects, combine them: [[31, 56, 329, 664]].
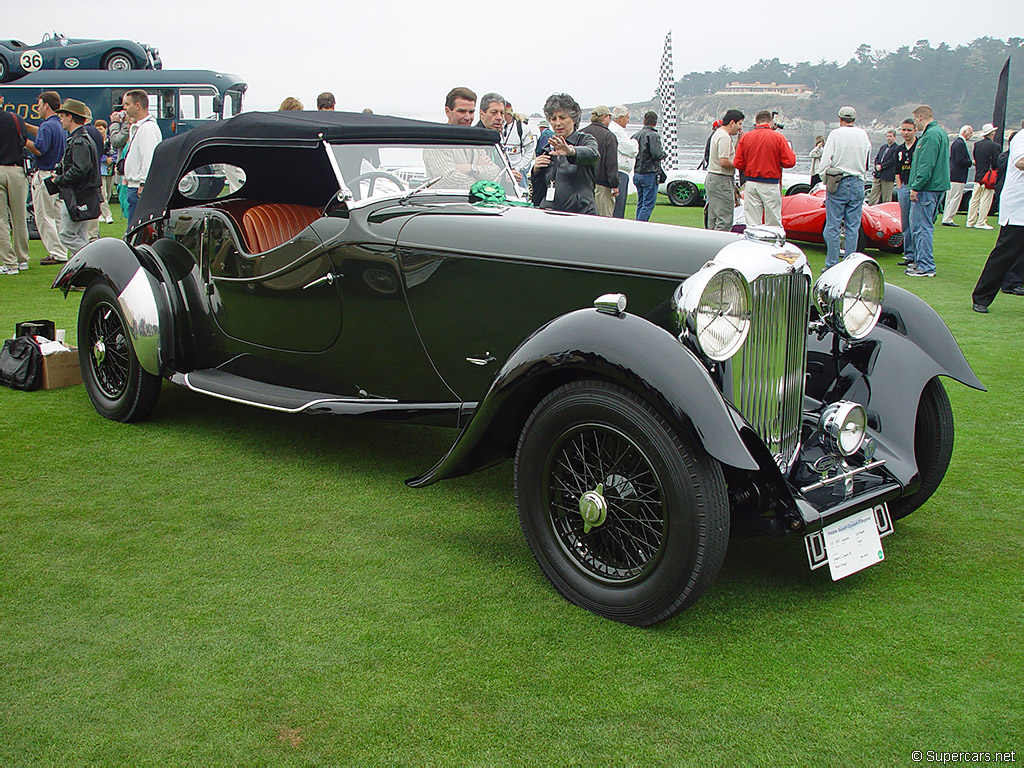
[[0, 337, 43, 391]]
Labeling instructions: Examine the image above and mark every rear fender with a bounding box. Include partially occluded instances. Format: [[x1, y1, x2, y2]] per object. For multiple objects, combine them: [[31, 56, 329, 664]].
[[407, 307, 759, 487], [52, 238, 172, 377]]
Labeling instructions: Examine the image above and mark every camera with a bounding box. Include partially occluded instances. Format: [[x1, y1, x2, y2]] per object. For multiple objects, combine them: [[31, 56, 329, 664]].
[[771, 111, 785, 130]]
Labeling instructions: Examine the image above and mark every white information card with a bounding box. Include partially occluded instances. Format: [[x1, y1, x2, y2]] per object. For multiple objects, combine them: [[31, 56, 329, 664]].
[[823, 507, 884, 581]]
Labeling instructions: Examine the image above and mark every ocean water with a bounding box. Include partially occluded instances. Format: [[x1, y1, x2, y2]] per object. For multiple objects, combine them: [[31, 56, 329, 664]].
[[392, 113, 893, 177]]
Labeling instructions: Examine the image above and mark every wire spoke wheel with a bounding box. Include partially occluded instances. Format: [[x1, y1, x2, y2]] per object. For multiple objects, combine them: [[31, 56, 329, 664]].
[[88, 301, 131, 399], [546, 424, 666, 583], [515, 380, 729, 626], [78, 282, 161, 422]]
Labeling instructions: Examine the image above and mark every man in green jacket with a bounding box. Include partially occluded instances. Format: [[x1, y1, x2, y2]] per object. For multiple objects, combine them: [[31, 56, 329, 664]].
[[906, 104, 950, 277]]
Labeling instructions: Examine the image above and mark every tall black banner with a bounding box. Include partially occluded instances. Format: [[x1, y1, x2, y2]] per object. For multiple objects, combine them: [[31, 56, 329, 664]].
[[993, 57, 1010, 152]]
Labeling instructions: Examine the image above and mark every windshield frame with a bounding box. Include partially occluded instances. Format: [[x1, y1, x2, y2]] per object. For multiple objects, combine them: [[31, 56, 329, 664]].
[[323, 140, 525, 209]]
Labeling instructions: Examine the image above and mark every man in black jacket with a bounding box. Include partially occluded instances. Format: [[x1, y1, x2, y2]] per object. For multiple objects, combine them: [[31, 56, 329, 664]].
[[941, 124, 973, 226], [867, 130, 899, 204], [966, 122, 1000, 230], [47, 99, 101, 260], [633, 111, 664, 222], [580, 106, 620, 217]]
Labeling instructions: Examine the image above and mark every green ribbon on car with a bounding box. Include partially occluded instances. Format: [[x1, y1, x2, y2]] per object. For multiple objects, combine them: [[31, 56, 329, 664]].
[[469, 179, 532, 207]]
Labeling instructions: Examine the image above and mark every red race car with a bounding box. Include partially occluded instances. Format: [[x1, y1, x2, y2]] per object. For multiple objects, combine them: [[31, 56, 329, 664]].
[[780, 189, 904, 253]]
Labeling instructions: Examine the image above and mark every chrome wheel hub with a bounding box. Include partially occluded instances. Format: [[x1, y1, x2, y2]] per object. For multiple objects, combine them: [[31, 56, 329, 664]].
[[578, 483, 608, 534], [92, 338, 106, 365]]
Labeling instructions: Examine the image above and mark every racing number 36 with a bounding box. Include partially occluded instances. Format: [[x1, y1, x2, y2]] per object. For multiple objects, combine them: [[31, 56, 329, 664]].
[[20, 51, 43, 73]]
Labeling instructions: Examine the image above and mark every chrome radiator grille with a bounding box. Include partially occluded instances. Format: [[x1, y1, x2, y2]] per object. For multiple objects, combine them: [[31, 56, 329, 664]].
[[730, 271, 811, 471]]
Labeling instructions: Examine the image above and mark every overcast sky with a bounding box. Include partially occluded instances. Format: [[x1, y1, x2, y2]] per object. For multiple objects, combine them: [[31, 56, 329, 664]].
[[8, 0, 1019, 119]]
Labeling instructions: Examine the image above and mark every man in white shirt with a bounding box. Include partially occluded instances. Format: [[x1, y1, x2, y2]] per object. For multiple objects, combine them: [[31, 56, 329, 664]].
[[500, 102, 534, 190], [609, 105, 638, 219], [971, 130, 1024, 312], [818, 106, 871, 269], [122, 89, 162, 227]]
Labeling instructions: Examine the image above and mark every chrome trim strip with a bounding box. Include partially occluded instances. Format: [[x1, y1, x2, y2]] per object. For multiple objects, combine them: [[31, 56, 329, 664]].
[[181, 373, 398, 413], [117, 267, 161, 376], [800, 459, 887, 493]]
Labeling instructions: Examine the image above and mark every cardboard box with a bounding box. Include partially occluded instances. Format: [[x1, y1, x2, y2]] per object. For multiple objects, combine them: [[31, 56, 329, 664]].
[[41, 347, 82, 390]]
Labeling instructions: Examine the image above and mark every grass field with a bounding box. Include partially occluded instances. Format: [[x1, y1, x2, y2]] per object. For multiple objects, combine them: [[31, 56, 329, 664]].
[[1, 200, 1021, 764]]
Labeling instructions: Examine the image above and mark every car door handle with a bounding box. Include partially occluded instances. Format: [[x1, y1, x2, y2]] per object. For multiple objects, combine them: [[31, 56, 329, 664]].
[[303, 272, 342, 290], [466, 353, 496, 366]]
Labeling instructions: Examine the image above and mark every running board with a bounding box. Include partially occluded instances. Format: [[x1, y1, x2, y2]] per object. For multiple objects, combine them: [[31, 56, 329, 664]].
[[170, 369, 461, 425]]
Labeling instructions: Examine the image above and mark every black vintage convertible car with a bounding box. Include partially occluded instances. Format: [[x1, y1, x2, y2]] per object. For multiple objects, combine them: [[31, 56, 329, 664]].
[[54, 111, 983, 626]]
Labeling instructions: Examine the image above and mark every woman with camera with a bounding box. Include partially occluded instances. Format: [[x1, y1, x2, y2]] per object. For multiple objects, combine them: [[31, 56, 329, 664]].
[[530, 93, 599, 214]]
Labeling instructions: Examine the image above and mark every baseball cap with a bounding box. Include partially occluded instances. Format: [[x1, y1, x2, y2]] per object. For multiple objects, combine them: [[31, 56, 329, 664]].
[[838, 106, 857, 120]]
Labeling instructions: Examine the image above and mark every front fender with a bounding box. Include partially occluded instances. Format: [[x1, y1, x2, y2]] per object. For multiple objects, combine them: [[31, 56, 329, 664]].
[[52, 238, 171, 377], [877, 284, 984, 391], [807, 283, 984, 487], [407, 307, 759, 487]]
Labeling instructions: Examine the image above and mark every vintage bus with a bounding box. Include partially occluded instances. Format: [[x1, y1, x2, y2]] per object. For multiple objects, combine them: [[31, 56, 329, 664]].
[[0, 69, 246, 136]]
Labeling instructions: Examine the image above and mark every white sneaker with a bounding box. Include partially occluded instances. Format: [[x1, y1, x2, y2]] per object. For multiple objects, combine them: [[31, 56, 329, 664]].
[[965, 224, 974, 228], [0, 265, 19, 276], [18, 262, 28, 271], [975, 223, 994, 230], [104, 217, 114, 224]]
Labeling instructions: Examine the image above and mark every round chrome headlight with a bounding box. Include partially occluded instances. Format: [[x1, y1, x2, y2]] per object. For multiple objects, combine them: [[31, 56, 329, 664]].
[[819, 401, 867, 456], [674, 265, 751, 361], [814, 255, 884, 340]]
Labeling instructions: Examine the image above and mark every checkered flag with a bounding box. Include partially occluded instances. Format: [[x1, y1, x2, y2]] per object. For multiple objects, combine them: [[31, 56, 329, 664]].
[[659, 31, 678, 170]]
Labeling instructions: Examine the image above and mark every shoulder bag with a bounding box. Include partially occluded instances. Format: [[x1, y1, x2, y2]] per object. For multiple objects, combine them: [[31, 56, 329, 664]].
[[59, 184, 102, 222], [0, 337, 43, 391]]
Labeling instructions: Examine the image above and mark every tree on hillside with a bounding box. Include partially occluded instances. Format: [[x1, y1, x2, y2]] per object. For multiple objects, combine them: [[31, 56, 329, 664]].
[[663, 37, 1023, 125]]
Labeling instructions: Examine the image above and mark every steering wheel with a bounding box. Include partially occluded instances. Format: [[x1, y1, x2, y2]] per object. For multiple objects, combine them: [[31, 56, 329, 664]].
[[348, 171, 407, 201]]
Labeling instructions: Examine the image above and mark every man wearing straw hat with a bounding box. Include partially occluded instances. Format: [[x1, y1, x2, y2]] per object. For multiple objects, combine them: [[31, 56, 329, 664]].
[[46, 98, 101, 260], [966, 123, 1000, 230]]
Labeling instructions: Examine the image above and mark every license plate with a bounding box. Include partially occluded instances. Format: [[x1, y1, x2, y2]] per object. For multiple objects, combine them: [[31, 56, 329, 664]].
[[805, 503, 892, 580]]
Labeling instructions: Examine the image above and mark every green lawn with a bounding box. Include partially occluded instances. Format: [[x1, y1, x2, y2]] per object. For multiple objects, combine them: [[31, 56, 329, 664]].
[[1, 201, 1021, 764]]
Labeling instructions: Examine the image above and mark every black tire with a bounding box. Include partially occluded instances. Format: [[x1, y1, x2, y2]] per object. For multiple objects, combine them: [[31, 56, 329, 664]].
[[786, 183, 811, 196], [856, 227, 869, 253], [514, 380, 729, 626], [103, 51, 134, 71], [667, 180, 700, 207], [78, 282, 161, 422], [889, 378, 954, 521], [0, 56, 8, 82]]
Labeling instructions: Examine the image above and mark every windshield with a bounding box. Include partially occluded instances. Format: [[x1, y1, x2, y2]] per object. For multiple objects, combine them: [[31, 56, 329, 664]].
[[330, 143, 522, 204]]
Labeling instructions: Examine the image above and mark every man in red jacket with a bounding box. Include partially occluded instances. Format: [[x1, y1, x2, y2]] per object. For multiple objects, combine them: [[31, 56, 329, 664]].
[[733, 110, 796, 227]]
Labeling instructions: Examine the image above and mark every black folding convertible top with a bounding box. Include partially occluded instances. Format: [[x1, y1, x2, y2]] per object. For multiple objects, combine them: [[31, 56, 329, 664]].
[[134, 111, 499, 226]]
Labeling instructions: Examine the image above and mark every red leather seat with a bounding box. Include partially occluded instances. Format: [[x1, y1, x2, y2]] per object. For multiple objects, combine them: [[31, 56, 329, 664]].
[[238, 203, 321, 253]]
